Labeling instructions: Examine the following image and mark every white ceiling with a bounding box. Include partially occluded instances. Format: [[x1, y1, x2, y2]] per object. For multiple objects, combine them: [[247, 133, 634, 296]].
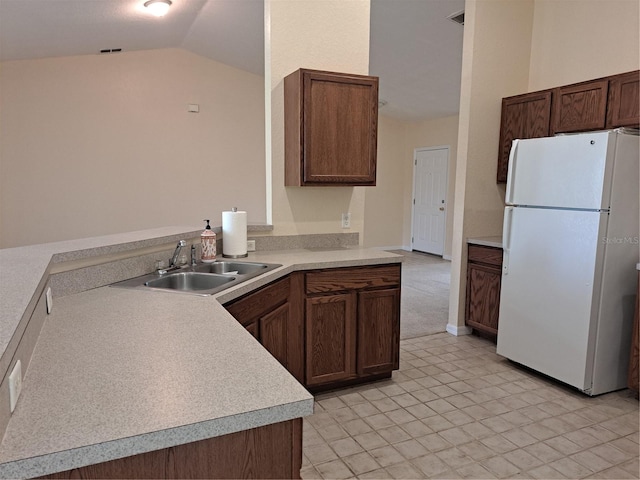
[[0, 0, 464, 122]]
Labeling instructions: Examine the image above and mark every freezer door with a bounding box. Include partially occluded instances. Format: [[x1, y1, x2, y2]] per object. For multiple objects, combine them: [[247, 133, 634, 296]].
[[506, 132, 615, 210], [497, 206, 607, 392]]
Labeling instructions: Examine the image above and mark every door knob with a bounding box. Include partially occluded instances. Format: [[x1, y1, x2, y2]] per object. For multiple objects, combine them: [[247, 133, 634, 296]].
[[439, 207, 445, 211]]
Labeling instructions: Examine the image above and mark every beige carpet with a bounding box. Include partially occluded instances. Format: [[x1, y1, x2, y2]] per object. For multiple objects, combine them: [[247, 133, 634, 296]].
[[387, 250, 451, 340]]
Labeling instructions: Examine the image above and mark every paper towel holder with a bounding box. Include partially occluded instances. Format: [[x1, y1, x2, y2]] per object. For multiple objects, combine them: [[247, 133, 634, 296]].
[[222, 207, 249, 258]]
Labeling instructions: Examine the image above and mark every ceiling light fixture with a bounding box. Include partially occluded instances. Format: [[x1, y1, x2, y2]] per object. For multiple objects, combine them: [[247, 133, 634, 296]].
[[144, 0, 172, 17]]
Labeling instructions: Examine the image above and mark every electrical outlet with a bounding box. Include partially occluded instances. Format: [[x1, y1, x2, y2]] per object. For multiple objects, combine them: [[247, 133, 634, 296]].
[[341, 212, 351, 228], [9, 360, 22, 413], [247, 240, 256, 252]]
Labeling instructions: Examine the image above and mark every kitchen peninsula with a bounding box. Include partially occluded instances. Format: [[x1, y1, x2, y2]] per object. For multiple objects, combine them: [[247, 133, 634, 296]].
[[0, 227, 402, 478]]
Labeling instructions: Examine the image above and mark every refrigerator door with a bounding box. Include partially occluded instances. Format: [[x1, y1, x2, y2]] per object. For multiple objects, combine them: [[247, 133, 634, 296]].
[[506, 132, 615, 210], [497, 206, 607, 392]]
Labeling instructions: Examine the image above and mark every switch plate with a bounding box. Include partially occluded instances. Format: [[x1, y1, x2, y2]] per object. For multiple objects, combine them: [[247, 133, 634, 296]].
[[9, 360, 22, 413], [187, 104, 200, 113], [247, 240, 256, 252], [341, 213, 351, 228]]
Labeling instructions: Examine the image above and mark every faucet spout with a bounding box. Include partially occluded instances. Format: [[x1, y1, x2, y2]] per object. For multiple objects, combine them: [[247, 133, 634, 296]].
[[170, 240, 187, 268]]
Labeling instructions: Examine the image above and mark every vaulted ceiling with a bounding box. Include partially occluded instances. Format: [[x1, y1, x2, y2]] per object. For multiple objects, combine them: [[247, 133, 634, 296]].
[[0, 0, 464, 121]]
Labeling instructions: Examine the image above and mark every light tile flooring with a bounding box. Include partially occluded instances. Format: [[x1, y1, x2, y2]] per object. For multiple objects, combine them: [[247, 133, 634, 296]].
[[301, 333, 639, 479]]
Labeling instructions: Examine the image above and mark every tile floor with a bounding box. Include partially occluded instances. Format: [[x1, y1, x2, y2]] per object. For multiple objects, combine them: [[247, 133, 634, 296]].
[[301, 333, 639, 479], [387, 250, 451, 340]]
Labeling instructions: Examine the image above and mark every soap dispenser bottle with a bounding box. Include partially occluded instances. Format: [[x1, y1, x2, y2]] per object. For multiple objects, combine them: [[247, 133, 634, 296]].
[[201, 219, 217, 263]]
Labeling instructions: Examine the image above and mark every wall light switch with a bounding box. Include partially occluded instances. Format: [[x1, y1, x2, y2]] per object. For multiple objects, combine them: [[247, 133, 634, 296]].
[[9, 360, 22, 413]]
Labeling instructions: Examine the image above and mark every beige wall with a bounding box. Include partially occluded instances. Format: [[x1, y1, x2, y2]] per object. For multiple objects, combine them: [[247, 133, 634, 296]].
[[404, 115, 459, 258], [0, 48, 265, 248], [448, 0, 535, 331], [362, 114, 459, 255], [529, 0, 640, 91], [363, 115, 406, 249], [265, 0, 370, 242]]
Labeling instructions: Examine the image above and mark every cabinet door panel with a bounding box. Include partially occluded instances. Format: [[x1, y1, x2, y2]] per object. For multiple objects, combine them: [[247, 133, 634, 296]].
[[305, 293, 357, 386], [497, 92, 551, 183], [357, 288, 400, 375], [285, 69, 378, 186], [607, 70, 640, 128], [260, 303, 290, 367], [551, 80, 608, 134], [304, 73, 377, 184], [465, 263, 501, 335]]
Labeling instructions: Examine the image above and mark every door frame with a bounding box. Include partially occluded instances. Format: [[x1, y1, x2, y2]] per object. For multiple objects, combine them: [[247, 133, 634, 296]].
[[410, 145, 449, 256]]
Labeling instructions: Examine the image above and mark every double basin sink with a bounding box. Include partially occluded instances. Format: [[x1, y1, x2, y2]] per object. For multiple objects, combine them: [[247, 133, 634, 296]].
[[111, 261, 282, 296]]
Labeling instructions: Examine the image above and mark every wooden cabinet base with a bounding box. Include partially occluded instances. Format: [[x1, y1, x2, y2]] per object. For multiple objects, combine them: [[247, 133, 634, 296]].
[[38, 419, 302, 479]]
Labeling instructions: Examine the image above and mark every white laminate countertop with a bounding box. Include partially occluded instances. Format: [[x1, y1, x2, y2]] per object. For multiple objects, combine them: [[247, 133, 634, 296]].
[[467, 236, 503, 249], [0, 230, 403, 478]]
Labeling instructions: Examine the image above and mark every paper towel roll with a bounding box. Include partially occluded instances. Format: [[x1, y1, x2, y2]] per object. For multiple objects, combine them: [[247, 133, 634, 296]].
[[222, 209, 248, 258]]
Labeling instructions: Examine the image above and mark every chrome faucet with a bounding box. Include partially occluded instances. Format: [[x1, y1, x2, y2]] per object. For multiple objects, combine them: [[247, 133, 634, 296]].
[[170, 240, 187, 268], [156, 240, 188, 275]]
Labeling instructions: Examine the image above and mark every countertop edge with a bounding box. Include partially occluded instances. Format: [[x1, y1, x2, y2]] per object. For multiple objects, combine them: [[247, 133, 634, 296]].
[[466, 236, 503, 249], [0, 399, 313, 479]]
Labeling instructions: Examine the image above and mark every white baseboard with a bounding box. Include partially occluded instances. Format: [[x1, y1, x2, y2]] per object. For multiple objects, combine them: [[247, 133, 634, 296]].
[[446, 324, 473, 336], [442, 254, 452, 261]]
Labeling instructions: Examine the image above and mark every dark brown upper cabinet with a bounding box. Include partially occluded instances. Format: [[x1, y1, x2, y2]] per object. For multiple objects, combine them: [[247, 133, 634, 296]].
[[284, 69, 378, 186], [606, 70, 640, 128], [550, 79, 609, 134], [497, 91, 552, 183], [497, 70, 639, 184]]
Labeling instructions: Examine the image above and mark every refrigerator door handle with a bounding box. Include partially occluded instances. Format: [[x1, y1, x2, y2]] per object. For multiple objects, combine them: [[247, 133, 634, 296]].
[[502, 206, 513, 275], [505, 140, 519, 205]]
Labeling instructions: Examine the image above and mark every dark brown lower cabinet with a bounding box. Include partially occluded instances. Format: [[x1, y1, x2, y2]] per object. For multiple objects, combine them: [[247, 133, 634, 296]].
[[305, 264, 401, 390], [465, 245, 503, 336], [225, 264, 402, 392], [38, 419, 302, 479], [224, 275, 304, 383]]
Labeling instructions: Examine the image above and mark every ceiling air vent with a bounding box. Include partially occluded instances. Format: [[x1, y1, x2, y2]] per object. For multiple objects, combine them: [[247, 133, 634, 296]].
[[447, 10, 465, 26]]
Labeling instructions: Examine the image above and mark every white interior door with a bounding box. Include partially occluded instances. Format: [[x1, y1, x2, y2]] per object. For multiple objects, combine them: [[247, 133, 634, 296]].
[[412, 147, 448, 255]]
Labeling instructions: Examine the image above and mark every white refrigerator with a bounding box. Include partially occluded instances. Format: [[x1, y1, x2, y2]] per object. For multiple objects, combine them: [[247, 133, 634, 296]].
[[496, 130, 639, 396]]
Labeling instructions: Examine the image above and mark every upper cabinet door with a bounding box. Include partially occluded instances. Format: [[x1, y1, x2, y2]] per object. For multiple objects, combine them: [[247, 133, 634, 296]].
[[550, 79, 609, 134], [606, 70, 640, 129], [284, 69, 378, 186], [497, 91, 552, 184]]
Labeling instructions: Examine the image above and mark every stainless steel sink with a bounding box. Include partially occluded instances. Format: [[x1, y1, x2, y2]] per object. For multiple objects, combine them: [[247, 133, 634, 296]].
[[110, 261, 282, 296], [193, 261, 270, 275], [145, 272, 236, 291]]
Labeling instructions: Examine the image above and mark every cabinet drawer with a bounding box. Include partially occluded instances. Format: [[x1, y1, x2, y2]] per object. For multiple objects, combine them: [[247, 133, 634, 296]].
[[225, 277, 290, 326], [306, 264, 401, 294], [468, 245, 503, 267]]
